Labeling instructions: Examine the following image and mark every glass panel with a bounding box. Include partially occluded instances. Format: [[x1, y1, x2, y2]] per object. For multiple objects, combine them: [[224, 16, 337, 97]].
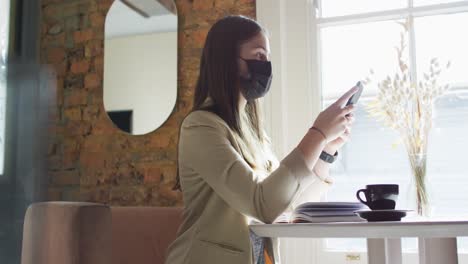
[[322, 93, 468, 252], [323, 99, 413, 206], [320, 14, 468, 254], [320, 0, 407, 18], [0, 0, 9, 65], [324, 93, 468, 248], [324, 238, 419, 254], [0, 0, 9, 175], [320, 20, 406, 254], [0, 68, 5, 175], [321, 20, 406, 100], [415, 12, 468, 87], [414, 0, 468, 6]]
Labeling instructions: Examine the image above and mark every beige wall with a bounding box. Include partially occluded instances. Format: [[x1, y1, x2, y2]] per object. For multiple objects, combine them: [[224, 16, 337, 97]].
[[103, 31, 177, 135]]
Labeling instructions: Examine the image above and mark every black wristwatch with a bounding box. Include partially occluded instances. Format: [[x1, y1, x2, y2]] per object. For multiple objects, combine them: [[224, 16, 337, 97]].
[[320, 150, 338, 163]]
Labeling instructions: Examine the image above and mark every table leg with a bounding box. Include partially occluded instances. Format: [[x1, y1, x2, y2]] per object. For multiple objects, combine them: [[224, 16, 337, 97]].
[[367, 238, 402, 264], [368, 239, 385, 264], [386, 238, 402, 264], [418, 237, 458, 264]]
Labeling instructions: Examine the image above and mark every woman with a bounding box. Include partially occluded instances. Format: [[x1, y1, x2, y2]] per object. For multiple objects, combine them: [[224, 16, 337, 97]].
[[165, 15, 357, 264]]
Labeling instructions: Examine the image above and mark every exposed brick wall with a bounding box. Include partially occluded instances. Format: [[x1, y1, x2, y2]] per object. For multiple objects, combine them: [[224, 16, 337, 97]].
[[41, 0, 256, 206]]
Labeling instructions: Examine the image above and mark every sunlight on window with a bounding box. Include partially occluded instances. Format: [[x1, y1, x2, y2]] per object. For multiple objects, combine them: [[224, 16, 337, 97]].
[[321, 20, 405, 100], [325, 238, 420, 253], [320, 0, 406, 18], [414, 0, 467, 6], [415, 12, 468, 87], [318, 4, 468, 256]]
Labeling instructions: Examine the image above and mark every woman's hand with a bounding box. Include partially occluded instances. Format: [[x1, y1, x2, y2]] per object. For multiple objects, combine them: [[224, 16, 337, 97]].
[[324, 113, 354, 154], [312, 86, 358, 142], [296, 86, 358, 174]]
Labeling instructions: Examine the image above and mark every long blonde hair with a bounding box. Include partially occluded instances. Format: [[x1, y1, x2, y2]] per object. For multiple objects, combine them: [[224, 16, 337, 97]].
[[235, 101, 278, 179]]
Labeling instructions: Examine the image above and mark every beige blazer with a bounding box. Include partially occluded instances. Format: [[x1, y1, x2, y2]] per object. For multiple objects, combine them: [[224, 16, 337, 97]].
[[165, 104, 330, 264]]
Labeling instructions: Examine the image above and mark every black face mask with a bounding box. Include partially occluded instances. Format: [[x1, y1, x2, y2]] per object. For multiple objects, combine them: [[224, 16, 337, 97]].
[[239, 58, 273, 101]]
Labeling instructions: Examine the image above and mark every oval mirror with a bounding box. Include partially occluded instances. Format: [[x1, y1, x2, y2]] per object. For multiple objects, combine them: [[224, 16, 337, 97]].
[[104, 0, 177, 135]]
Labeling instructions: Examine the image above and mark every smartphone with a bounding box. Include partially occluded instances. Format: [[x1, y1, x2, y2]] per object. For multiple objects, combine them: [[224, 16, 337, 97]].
[[346, 81, 364, 106]]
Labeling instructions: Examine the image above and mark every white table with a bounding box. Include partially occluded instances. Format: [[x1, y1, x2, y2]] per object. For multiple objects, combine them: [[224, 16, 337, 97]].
[[250, 219, 468, 264]]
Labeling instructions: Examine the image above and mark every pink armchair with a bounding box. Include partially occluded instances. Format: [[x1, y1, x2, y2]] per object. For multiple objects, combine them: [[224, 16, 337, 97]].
[[21, 201, 183, 264]]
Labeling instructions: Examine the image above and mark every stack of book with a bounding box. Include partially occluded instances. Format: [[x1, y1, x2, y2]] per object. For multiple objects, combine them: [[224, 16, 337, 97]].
[[274, 202, 367, 223], [292, 202, 367, 223]]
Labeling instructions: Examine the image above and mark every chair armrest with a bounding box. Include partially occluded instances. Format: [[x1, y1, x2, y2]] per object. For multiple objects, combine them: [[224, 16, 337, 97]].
[[21, 201, 111, 264]]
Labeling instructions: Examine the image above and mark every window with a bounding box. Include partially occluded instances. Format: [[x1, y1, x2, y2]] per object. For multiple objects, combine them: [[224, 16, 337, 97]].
[[0, 0, 10, 176], [315, 0, 468, 262]]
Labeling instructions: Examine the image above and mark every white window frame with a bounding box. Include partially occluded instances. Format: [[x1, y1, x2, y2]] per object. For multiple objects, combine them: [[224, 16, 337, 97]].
[[257, 0, 468, 263]]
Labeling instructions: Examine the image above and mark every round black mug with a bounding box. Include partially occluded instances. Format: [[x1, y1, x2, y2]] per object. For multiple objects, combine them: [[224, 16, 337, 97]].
[[356, 184, 399, 210]]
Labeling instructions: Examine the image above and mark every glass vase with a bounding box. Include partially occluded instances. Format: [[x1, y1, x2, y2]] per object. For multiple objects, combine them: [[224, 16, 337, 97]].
[[406, 153, 432, 217]]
